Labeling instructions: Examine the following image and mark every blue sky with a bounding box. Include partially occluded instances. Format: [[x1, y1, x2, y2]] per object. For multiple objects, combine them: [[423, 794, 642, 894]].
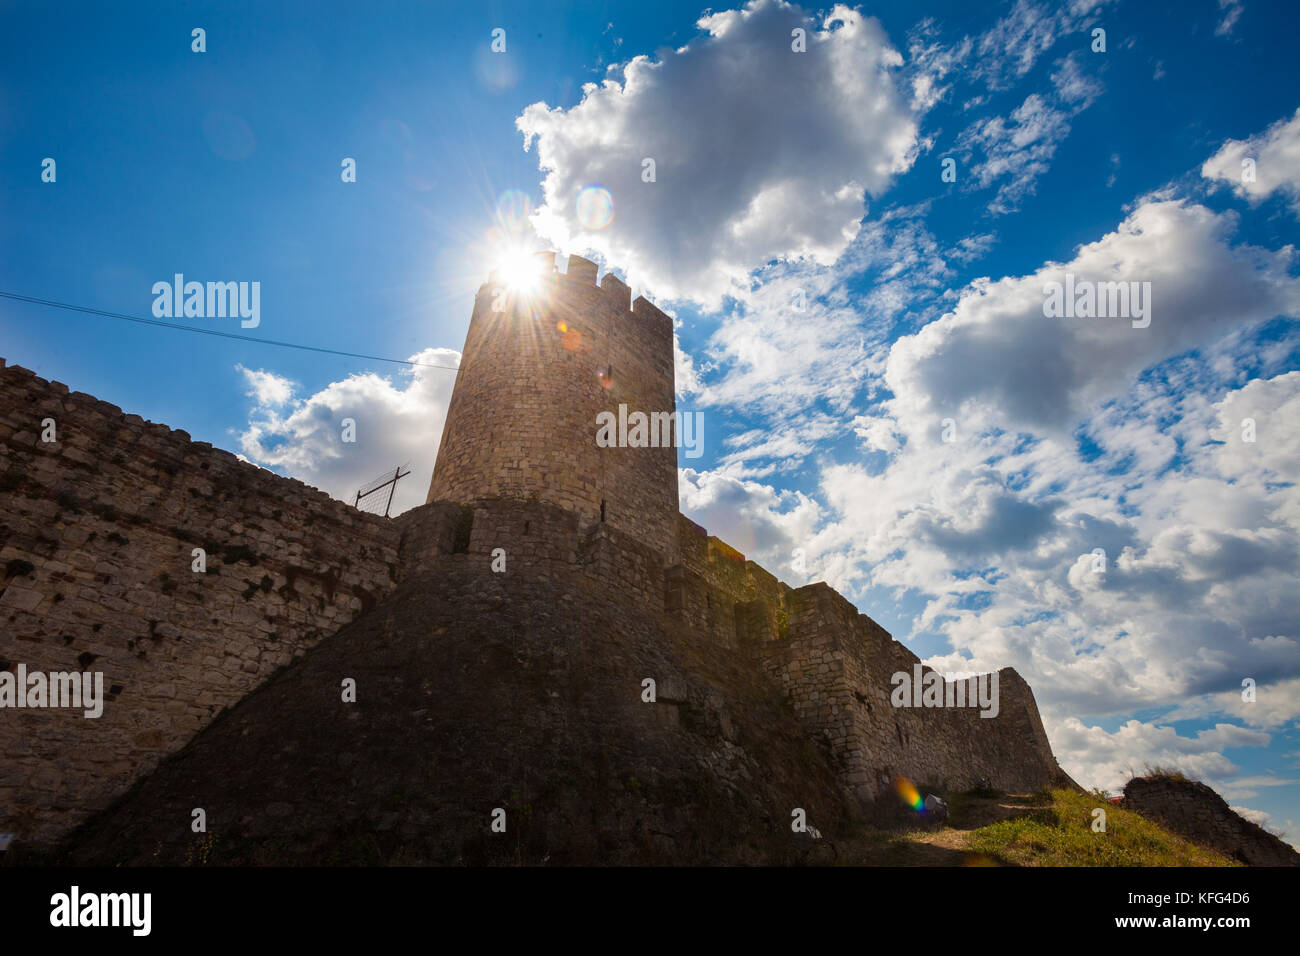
[[3, 0, 1300, 840]]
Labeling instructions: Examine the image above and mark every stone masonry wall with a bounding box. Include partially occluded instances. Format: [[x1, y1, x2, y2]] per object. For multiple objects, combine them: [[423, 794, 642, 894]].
[[670, 521, 1064, 805], [427, 253, 680, 563], [0, 360, 402, 845], [1124, 776, 1300, 866], [667, 515, 788, 650], [757, 581, 1061, 802]]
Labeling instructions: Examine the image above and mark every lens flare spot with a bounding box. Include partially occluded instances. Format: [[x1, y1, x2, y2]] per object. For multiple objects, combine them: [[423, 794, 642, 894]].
[[576, 186, 614, 230], [894, 777, 925, 813], [496, 189, 533, 233]]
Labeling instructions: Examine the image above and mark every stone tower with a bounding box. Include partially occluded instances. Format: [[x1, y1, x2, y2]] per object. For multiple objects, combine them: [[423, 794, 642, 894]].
[[427, 252, 680, 561]]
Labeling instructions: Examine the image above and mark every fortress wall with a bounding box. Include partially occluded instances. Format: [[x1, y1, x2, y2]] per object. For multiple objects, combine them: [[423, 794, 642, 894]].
[[670, 515, 794, 650], [759, 584, 871, 789], [393, 501, 471, 579], [671, 520, 1059, 801], [464, 497, 582, 571], [0, 360, 402, 845], [664, 565, 736, 646], [756, 581, 1062, 804], [580, 521, 670, 613], [413, 496, 668, 615], [427, 255, 680, 562]]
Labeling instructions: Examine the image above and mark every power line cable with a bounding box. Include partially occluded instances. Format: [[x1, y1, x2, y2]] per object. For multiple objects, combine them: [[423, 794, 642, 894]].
[[0, 291, 461, 371]]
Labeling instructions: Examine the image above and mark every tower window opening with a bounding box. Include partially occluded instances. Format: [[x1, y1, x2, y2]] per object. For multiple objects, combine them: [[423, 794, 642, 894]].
[[600, 499, 606, 522]]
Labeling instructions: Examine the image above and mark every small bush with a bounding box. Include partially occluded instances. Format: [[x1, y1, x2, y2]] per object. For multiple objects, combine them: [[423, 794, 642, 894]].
[[1142, 764, 1193, 783]]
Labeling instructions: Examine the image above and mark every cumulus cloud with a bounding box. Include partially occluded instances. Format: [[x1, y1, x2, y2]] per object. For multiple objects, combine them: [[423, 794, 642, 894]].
[[1048, 717, 1270, 794], [511, 0, 1293, 821], [1202, 108, 1300, 216], [679, 467, 823, 580], [885, 199, 1300, 433], [1212, 370, 1300, 482], [235, 349, 460, 516], [687, 262, 882, 430], [517, 0, 920, 306], [1230, 805, 1278, 831], [1163, 676, 1300, 730], [236, 365, 295, 406]]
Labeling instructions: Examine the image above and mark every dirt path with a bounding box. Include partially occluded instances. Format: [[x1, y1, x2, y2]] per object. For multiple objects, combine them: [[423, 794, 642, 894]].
[[839, 792, 1050, 866]]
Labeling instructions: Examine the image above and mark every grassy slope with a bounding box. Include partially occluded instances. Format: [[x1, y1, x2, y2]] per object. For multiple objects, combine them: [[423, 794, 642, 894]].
[[960, 789, 1237, 866], [830, 789, 1239, 866]]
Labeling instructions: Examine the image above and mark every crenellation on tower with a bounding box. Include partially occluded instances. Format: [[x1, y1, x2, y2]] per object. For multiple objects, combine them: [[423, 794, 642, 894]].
[[598, 271, 631, 310], [561, 252, 599, 286]]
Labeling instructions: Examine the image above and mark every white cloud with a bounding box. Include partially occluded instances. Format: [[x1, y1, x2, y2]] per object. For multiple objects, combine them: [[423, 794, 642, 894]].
[[1229, 805, 1276, 829], [1048, 717, 1269, 794], [805, 363, 1300, 718], [235, 349, 460, 516], [674, 330, 704, 397], [951, 232, 997, 263], [1215, 0, 1245, 37], [959, 93, 1073, 213], [970, 0, 1114, 91], [236, 365, 295, 406], [902, 0, 1114, 104], [904, 18, 972, 112], [1163, 676, 1300, 730], [680, 202, 962, 446], [689, 264, 882, 427], [679, 467, 823, 580], [1212, 370, 1300, 482], [957, 53, 1103, 214], [885, 199, 1300, 433], [517, 0, 920, 307], [1202, 107, 1300, 216]]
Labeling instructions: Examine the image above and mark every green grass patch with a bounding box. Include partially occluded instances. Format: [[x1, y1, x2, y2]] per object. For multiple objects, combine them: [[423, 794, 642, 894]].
[[968, 788, 1238, 867]]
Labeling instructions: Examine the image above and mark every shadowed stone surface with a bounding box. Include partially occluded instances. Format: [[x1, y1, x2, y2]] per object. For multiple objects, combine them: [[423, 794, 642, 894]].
[[1124, 775, 1300, 867]]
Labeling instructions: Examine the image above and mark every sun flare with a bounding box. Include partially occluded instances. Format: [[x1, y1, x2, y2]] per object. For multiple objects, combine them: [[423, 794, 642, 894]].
[[491, 246, 543, 291]]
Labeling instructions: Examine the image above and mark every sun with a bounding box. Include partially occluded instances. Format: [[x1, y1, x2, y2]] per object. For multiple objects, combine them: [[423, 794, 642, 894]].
[[491, 245, 543, 291]]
